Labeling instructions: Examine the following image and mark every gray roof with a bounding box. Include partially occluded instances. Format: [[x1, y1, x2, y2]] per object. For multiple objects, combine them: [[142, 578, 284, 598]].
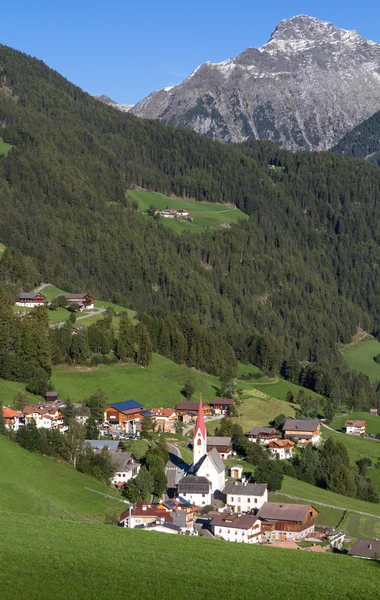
[[347, 539, 380, 559], [207, 436, 232, 447], [177, 476, 211, 494], [246, 427, 278, 436], [224, 482, 267, 497], [85, 440, 120, 451], [257, 502, 316, 522], [198, 446, 225, 474], [283, 419, 320, 433], [111, 451, 139, 472], [210, 512, 259, 530], [16, 292, 41, 300]]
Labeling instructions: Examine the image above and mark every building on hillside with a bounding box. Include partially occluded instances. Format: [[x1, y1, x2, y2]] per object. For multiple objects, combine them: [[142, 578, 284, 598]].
[[329, 532, 345, 550], [209, 398, 235, 415], [224, 481, 268, 512], [3, 407, 21, 431], [257, 502, 318, 542], [268, 439, 295, 460], [177, 476, 212, 506], [348, 539, 380, 560], [283, 419, 321, 446], [150, 408, 178, 433], [120, 499, 197, 533], [64, 293, 94, 310], [15, 292, 46, 307], [104, 400, 145, 434], [210, 511, 262, 544], [175, 400, 211, 419], [177, 209, 190, 217], [45, 391, 59, 402], [22, 404, 64, 430], [206, 436, 233, 460], [230, 465, 243, 479], [160, 498, 197, 531], [369, 408, 378, 416], [160, 209, 177, 218], [110, 451, 141, 488], [85, 439, 124, 452], [120, 502, 173, 528], [345, 420, 367, 436], [245, 426, 279, 445]]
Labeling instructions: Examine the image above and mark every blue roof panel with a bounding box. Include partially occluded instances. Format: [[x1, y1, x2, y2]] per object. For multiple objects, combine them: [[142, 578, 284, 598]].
[[109, 400, 144, 411]]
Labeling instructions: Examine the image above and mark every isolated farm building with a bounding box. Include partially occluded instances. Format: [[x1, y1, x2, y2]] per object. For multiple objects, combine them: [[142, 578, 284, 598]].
[[175, 400, 211, 418], [150, 408, 178, 433], [369, 408, 378, 416], [347, 538, 380, 560], [246, 426, 279, 445], [210, 511, 262, 544], [64, 293, 94, 310], [209, 398, 235, 415], [268, 439, 295, 460], [257, 502, 318, 542], [345, 420, 367, 435], [2, 407, 21, 431], [15, 292, 46, 307], [45, 391, 59, 402], [283, 419, 321, 446], [104, 400, 145, 434], [177, 476, 212, 506], [206, 436, 233, 459], [160, 209, 177, 218], [224, 481, 268, 512], [177, 208, 189, 217], [110, 451, 141, 488]]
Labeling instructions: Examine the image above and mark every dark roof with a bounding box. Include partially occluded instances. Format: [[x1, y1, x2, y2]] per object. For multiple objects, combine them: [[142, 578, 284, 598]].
[[85, 440, 120, 451], [257, 502, 317, 522], [283, 419, 320, 433], [177, 476, 211, 494], [176, 401, 208, 411], [64, 293, 92, 300], [16, 292, 42, 300], [207, 436, 232, 447], [111, 451, 139, 472], [348, 539, 380, 559], [224, 482, 267, 497], [108, 400, 144, 412], [210, 398, 234, 406], [246, 427, 278, 436], [210, 512, 259, 530], [45, 391, 58, 399]]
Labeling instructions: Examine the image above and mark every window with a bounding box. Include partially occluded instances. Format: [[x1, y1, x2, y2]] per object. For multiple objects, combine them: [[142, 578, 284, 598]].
[[218, 529, 222, 534], [247, 498, 251, 503], [238, 497, 241, 502], [231, 497, 234, 502], [197, 438, 202, 446], [202, 494, 205, 498], [235, 530, 238, 535], [255, 498, 257, 504]]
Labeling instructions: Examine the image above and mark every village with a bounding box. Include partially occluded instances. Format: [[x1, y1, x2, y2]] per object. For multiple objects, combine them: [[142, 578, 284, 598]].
[[3, 392, 379, 561]]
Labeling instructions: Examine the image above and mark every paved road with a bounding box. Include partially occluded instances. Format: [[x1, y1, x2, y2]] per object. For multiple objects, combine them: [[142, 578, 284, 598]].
[[49, 307, 106, 329], [166, 444, 187, 495], [33, 283, 50, 293]]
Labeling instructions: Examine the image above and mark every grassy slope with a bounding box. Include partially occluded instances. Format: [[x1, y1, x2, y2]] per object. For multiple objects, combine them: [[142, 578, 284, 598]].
[[0, 137, 12, 156], [341, 338, 380, 382], [0, 436, 121, 521], [321, 427, 380, 465], [332, 412, 380, 435], [1, 514, 379, 600], [0, 378, 39, 405], [129, 189, 248, 234]]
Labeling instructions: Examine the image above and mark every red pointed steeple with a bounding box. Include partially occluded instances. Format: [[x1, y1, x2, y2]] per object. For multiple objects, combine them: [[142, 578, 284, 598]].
[[194, 394, 206, 439]]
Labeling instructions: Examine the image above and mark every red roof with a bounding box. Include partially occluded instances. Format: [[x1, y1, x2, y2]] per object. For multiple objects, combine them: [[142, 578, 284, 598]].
[[150, 408, 177, 418], [3, 407, 21, 418], [194, 395, 206, 439]]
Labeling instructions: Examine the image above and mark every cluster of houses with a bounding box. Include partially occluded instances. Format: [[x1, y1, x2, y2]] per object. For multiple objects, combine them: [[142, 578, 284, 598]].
[[15, 292, 94, 311], [155, 208, 190, 219]]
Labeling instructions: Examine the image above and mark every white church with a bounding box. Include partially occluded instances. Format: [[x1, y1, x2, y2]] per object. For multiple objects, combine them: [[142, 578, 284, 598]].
[[177, 398, 225, 505]]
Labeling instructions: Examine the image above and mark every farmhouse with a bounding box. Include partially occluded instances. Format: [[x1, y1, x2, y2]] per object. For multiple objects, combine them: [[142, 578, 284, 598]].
[[246, 426, 279, 445], [210, 512, 262, 544], [2, 407, 21, 431], [283, 419, 321, 446], [110, 451, 141, 487], [160, 209, 177, 218], [345, 420, 367, 435], [347, 538, 380, 560], [150, 407, 178, 433], [120, 501, 173, 529], [177, 208, 189, 217], [257, 502, 318, 542], [15, 292, 46, 307], [175, 400, 211, 418], [22, 403, 64, 430], [268, 439, 295, 460], [209, 398, 235, 415], [64, 293, 94, 310], [104, 400, 145, 434], [177, 476, 212, 506], [206, 436, 233, 460], [369, 408, 378, 416], [224, 481, 268, 512]]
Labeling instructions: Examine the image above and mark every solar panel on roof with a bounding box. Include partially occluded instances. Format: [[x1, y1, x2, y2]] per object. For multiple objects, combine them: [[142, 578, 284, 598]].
[[109, 400, 143, 411]]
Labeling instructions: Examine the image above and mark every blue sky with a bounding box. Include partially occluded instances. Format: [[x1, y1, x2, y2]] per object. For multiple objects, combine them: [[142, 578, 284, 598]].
[[2, 1, 380, 104]]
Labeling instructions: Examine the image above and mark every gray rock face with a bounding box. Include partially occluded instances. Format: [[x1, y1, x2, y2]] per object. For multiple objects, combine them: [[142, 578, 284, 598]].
[[130, 15, 380, 150], [93, 94, 133, 113]]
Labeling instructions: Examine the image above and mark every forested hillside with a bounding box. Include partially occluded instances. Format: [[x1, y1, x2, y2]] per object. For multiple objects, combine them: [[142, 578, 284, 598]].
[[1, 44, 380, 409], [332, 109, 380, 165]]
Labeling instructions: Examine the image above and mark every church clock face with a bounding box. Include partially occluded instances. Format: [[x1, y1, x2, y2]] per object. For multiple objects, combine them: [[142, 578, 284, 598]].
[[206, 473, 210, 478]]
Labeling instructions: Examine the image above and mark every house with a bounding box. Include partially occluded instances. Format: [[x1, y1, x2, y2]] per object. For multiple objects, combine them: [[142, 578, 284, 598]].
[[206, 436, 233, 460], [64, 293, 94, 310], [160, 209, 177, 219], [160, 498, 197, 531], [104, 400, 145, 434], [175, 400, 211, 418], [2, 407, 21, 431], [268, 439, 295, 460], [177, 476, 212, 506], [150, 408, 178, 433], [345, 420, 367, 436], [329, 532, 345, 550], [120, 502, 173, 529], [45, 391, 59, 402], [257, 502, 318, 542], [230, 465, 243, 479], [177, 209, 189, 217], [110, 451, 141, 487], [15, 292, 46, 307], [348, 539, 380, 560], [189, 398, 226, 492], [85, 439, 124, 452], [369, 408, 378, 416], [246, 426, 279, 445], [209, 398, 235, 415], [210, 511, 262, 544], [283, 419, 321, 446], [224, 481, 268, 512]]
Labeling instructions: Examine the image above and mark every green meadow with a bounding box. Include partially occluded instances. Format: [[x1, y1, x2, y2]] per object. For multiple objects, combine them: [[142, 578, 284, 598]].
[[341, 337, 380, 382], [129, 188, 249, 234], [0, 137, 12, 156], [332, 412, 380, 435]]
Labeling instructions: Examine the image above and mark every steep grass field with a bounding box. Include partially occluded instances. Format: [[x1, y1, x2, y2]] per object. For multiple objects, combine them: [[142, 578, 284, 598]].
[[129, 189, 249, 234], [0, 137, 12, 156], [0, 437, 121, 521], [332, 412, 380, 435], [341, 338, 380, 382], [1, 513, 379, 600]]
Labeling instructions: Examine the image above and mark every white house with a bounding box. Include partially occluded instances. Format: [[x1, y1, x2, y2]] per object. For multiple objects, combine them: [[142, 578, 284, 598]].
[[3, 407, 21, 431], [345, 420, 367, 436], [110, 451, 141, 487], [15, 292, 46, 307], [246, 426, 279, 445], [224, 482, 268, 512], [267, 439, 295, 460], [283, 419, 321, 446], [177, 476, 212, 506], [210, 512, 262, 543]]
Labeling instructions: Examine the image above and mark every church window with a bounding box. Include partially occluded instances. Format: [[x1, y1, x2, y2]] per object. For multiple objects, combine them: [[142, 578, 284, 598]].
[[197, 438, 202, 446]]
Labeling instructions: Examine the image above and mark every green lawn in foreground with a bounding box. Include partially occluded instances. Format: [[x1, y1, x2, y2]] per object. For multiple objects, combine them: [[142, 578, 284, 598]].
[[129, 189, 248, 234], [332, 412, 380, 435], [52, 353, 219, 406], [0, 436, 120, 521], [341, 338, 380, 382], [0, 513, 379, 600], [0, 137, 12, 156]]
